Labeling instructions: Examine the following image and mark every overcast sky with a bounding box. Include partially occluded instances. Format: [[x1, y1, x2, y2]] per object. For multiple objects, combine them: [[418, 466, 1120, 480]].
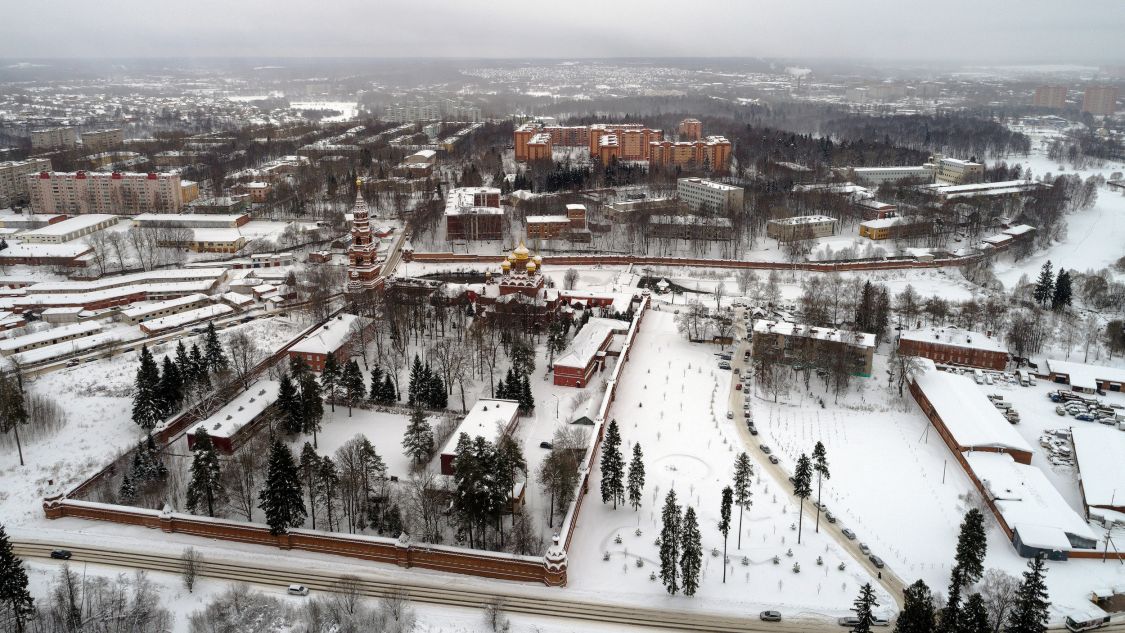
[[4, 0, 1123, 63]]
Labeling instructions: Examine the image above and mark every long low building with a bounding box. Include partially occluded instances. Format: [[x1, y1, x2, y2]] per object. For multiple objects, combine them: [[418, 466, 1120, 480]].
[[439, 398, 521, 475], [765, 215, 838, 241], [0, 280, 219, 313], [132, 213, 250, 229], [898, 326, 1009, 370], [0, 320, 103, 356], [1070, 425, 1125, 516], [187, 380, 280, 453], [120, 293, 213, 324], [910, 362, 1033, 464], [0, 242, 92, 268], [1045, 358, 1125, 393], [26, 268, 227, 295], [752, 319, 875, 377], [139, 303, 234, 335], [553, 317, 630, 387], [18, 214, 119, 244]]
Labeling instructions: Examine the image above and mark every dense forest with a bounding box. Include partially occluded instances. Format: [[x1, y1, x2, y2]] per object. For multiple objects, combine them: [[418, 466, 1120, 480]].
[[821, 114, 1032, 159]]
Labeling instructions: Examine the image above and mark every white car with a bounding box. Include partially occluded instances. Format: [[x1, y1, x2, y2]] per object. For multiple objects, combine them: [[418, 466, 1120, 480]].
[[287, 584, 309, 596]]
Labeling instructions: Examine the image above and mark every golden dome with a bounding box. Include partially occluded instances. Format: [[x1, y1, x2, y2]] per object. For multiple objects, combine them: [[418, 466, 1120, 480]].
[[526, 260, 537, 273], [533, 255, 543, 265], [512, 241, 530, 261], [500, 259, 511, 271]]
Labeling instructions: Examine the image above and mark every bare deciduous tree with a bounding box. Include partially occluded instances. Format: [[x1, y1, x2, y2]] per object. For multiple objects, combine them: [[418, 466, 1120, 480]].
[[226, 331, 262, 391], [181, 547, 202, 593]]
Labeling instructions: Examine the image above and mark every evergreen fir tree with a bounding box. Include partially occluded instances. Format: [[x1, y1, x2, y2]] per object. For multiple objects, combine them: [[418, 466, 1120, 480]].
[[627, 443, 645, 511], [408, 355, 426, 406], [289, 354, 310, 380], [494, 434, 527, 537], [659, 489, 682, 595], [258, 439, 307, 535], [599, 420, 625, 509], [495, 376, 506, 399], [158, 355, 182, 417], [518, 373, 535, 414], [959, 593, 989, 633], [174, 339, 192, 378], [1051, 269, 1072, 311], [732, 452, 753, 549], [895, 579, 935, 633], [680, 506, 702, 597], [317, 456, 339, 532], [118, 472, 137, 504], [379, 374, 398, 405], [812, 441, 830, 533], [276, 372, 304, 435], [402, 406, 435, 465], [342, 360, 365, 416], [1033, 261, 1054, 307], [299, 372, 323, 447], [1005, 555, 1050, 633], [299, 442, 320, 530], [953, 509, 987, 587], [940, 580, 963, 633], [428, 372, 447, 409], [131, 345, 163, 435], [793, 453, 813, 544], [853, 583, 879, 633], [320, 353, 341, 412], [0, 522, 35, 632], [368, 365, 384, 402], [203, 322, 228, 373], [719, 485, 733, 582], [185, 427, 225, 518], [190, 343, 210, 391]]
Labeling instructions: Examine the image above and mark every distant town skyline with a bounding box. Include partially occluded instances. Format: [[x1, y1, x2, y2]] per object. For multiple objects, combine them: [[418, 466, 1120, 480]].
[[3, 0, 1124, 64]]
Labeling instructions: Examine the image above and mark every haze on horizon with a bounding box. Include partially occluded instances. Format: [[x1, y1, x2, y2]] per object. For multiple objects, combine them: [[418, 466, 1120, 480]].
[[4, 0, 1124, 65]]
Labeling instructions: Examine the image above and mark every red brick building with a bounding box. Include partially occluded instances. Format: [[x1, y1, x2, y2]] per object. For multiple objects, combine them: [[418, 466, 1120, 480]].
[[445, 187, 504, 241], [898, 327, 1008, 371], [552, 317, 630, 387], [288, 313, 364, 372], [439, 399, 521, 475]]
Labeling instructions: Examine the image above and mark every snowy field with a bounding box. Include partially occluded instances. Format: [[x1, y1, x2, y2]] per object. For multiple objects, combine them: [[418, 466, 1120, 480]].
[[568, 309, 890, 617], [750, 351, 1125, 619]]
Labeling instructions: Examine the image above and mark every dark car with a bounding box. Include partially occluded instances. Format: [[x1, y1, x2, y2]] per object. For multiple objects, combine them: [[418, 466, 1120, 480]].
[[748, 425, 759, 436], [768, 455, 779, 464], [50, 549, 72, 560], [825, 511, 837, 523], [841, 528, 856, 540], [869, 554, 885, 568], [759, 444, 771, 454], [759, 610, 782, 622], [539, 441, 553, 449]]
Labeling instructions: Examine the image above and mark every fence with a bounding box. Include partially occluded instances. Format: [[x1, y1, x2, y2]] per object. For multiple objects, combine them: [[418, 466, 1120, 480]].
[[42, 497, 564, 585]]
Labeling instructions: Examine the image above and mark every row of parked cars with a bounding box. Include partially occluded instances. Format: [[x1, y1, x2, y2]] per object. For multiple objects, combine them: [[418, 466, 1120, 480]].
[[1049, 390, 1124, 426]]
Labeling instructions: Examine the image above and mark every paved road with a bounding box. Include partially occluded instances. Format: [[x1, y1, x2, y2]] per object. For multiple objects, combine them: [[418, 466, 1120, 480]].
[[725, 308, 909, 609]]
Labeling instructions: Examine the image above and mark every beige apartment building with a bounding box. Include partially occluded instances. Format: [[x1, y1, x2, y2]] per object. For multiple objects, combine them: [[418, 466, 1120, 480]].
[[1032, 85, 1068, 109], [31, 127, 77, 151], [0, 158, 52, 207], [1083, 85, 1119, 116], [927, 154, 984, 185], [677, 177, 743, 212], [766, 215, 839, 241], [27, 171, 184, 215], [80, 129, 125, 152]]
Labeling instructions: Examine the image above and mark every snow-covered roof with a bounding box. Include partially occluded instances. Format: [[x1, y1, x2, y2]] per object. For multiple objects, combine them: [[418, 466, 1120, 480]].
[[290, 313, 362, 356], [1071, 426, 1125, 510], [554, 317, 630, 370], [27, 268, 226, 294], [1003, 224, 1035, 237], [440, 398, 521, 457], [860, 217, 904, 229], [445, 187, 502, 217], [1045, 359, 1125, 392], [188, 380, 280, 439], [0, 242, 91, 258], [221, 292, 255, 307], [900, 326, 1007, 353], [140, 304, 233, 333], [192, 228, 244, 243], [10, 326, 142, 365], [1, 281, 219, 311], [121, 293, 210, 320], [0, 320, 103, 353], [965, 452, 1097, 546], [767, 214, 837, 226], [912, 365, 1033, 453], [677, 177, 741, 192], [753, 319, 876, 349], [133, 213, 247, 226], [20, 214, 117, 238], [526, 215, 571, 224], [982, 234, 1013, 246]]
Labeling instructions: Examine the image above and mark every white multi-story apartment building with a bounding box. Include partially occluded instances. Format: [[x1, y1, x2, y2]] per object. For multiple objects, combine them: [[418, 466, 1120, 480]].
[[927, 154, 984, 185], [841, 166, 935, 186], [26, 171, 184, 215], [677, 177, 744, 212], [31, 127, 77, 151], [80, 129, 125, 153], [0, 158, 52, 207]]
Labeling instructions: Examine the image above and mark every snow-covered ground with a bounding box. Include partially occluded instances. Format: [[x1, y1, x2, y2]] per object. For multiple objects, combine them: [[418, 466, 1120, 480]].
[[568, 309, 890, 617]]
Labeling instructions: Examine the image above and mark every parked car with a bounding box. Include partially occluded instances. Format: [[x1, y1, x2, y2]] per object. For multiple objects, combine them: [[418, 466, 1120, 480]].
[[859, 543, 871, 555], [825, 511, 837, 523], [65, 359, 80, 367], [839, 617, 861, 627], [718, 361, 731, 370], [1076, 414, 1096, 422], [1055, 406, 1067, 416], [873, 616, 890, 627], [768, 455, 779, 464], [841, 528, 856, 540], [743, 411, 752, 418], [287, 584, 310, 596], [759, 444, 771, 454], [726, 412, 733, 419], [539, 441, 553, 449], [760, 611, 782, 622], [736, 383, 743, 391], [748, 426, 759, 436], [50, 549, 72, 560], [869, 554, 885, 568]]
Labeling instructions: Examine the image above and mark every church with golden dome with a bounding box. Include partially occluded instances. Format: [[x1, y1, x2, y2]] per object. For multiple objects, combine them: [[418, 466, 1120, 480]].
[[493, 241, 546, 298]]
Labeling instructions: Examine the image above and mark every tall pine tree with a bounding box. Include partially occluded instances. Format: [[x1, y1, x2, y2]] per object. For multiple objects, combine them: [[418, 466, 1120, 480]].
[[0, 522, 35, 632], [185, 428, 224, 518], [1005, 555, 1049, 633], [954, 509, 987, 587], [342, 360, 365, 416], [853, 583, 880, 633], [320, 353, 341, 412], [299, 442, 320, 530], [627, 443, 645, 511], [960, 593, 989, 633], [158, 355, 182, 417], [276, 372, 304, 435], [719, 486, 732, 583], [204, 321, 228, 373], [258, 439, 307, 535], [793, 453, 813, 544], [812, 441, 830, 533], [659, 489, 682, 595], [895, 579, 935, 633], [1033, 261, 1054, 307], [367, 365, 384, 402], [732, 452, 753, 549], [518, 373, 535, 414], [1051, 269, 1072, 311], [680, 506, 702, 597], [299, 372, 323, 448], [407, 355, 427, 406], [599, 420, 625, 509], [131, 345, 163, 435], [402, 406, 434, 465]]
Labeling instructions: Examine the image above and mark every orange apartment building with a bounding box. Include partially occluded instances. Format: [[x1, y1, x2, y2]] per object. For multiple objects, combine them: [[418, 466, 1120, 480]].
[[648, 136, 732, 170], [678, 118, 703, 140], [514, 122, 662, 162]]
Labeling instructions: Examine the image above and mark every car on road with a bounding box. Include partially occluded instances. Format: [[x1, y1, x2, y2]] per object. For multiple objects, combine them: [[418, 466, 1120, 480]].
[[859, 543, 871, 555], [759, 610, 782, 622], [742, 403, 750, 410], [743, 410, 751, 418], [768, 455, 779, 464], [872, 616, 890, 627], [65, 359, 80, 367], [736, 383, 743, 391], [287, 584, 310, 596], [869, 554, 885, 568], [748, 425, 759, 436], [841, 528, 856, 540], [838, 617, 861, 627], [726, 412, 733, 419], [825, 511, 836, 523], [539, 441, 553, 449], [718, 361, 731, 370], [50, 549, 72, 560], [759, 444, 771, 454]]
